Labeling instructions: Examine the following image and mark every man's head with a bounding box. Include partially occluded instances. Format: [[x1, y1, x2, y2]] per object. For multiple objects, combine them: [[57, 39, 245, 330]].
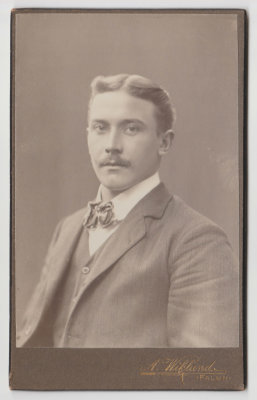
[[87, 74, 175, 198]]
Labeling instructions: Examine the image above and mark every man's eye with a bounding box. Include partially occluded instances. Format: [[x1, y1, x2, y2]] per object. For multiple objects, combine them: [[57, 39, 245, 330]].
[[124, 124, 140, 135], [91, 123, 107, 133]]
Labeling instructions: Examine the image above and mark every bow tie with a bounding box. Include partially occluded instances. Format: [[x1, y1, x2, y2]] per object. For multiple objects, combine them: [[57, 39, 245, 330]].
[[83, 200, 119, 230]]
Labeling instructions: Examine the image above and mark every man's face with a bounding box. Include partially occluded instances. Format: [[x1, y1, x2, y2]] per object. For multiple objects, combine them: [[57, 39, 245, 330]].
[[87, 90, 166, 194]]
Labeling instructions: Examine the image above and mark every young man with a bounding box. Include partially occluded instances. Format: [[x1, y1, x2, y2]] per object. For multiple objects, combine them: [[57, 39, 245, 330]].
[[17, 74, 238, 348]]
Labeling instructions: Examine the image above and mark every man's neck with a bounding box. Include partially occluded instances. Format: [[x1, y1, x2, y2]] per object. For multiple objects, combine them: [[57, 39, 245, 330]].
[[101, 187, 125, 202], [100, 172, 160, 203]]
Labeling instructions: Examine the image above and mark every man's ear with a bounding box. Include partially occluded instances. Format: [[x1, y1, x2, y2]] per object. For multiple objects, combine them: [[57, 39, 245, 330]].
[[158, 129, 174, 155]]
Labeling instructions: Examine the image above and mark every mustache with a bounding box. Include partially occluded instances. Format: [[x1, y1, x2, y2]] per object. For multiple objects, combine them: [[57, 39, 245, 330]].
[[99, 157, 131, 168]]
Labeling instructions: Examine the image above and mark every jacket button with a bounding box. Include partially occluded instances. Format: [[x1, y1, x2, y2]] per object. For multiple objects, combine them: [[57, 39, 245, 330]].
[[82, 266, 90, 274]]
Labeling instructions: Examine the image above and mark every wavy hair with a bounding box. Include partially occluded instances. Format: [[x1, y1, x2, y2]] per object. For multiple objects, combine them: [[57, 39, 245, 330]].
[[89, 74, 175, 134]]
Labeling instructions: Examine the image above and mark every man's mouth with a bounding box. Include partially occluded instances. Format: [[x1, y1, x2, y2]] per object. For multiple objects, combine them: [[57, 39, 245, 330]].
[[100, 159, 130, 168], [104, 162, 124, 167]]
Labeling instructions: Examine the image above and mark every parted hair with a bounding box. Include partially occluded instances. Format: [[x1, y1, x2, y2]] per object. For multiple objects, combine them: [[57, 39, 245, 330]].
[[89, 74, 175, 134]]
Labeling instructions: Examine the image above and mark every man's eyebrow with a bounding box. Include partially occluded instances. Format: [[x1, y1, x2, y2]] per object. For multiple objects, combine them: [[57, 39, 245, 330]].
[[120, 119, 146, 125], [90, 119, 146, 126], [90, 119, 109, 125]]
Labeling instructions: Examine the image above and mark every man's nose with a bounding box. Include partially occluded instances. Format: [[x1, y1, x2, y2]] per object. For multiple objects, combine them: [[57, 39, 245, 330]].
[[105, 129, 123, 153]]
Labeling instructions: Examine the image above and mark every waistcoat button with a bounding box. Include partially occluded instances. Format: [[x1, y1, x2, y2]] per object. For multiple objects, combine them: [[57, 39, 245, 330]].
[[82, 266, 90, 274]]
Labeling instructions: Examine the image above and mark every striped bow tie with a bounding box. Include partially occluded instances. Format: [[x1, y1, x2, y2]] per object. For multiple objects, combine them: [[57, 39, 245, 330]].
[[82, 201, 119, 230]]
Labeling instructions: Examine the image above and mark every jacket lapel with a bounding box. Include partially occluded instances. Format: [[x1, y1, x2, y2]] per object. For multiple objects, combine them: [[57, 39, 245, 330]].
[[85, 209, 146, 286], [80, 183, 172, 291], [44, 210, 86, 300]]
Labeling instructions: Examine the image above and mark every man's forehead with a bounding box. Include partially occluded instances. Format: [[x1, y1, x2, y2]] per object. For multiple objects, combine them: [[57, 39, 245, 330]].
[[89, 91, 157, 122]]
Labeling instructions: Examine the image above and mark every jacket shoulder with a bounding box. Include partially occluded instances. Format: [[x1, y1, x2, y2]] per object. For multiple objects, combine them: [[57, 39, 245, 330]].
[[165, 194, 227, 238], [164, 194, 235, 270], [60, 206, 87, 229], [44, 206, 87, 260]]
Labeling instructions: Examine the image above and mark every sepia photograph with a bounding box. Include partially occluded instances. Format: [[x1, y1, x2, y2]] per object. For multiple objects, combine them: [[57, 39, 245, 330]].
[[10, 8, 245, 390]]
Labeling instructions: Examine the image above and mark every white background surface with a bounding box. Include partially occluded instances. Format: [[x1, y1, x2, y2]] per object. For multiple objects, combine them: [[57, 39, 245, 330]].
[[0, 0, 256, 399]]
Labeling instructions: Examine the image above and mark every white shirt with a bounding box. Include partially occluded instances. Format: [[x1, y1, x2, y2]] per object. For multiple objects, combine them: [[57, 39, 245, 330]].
[[87, 172, 160, 255]]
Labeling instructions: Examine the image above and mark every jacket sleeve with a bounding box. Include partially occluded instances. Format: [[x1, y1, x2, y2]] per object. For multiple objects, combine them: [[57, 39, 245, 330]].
[[167, 222, 239, 347], [16, 219, 64, 347]]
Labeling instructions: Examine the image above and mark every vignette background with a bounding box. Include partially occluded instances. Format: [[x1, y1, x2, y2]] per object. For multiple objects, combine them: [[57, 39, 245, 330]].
[[14, 11, 239, 331]]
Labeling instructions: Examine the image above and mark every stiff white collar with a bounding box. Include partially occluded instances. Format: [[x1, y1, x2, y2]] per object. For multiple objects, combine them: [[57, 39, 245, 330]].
[[95, 172, 161, 221]]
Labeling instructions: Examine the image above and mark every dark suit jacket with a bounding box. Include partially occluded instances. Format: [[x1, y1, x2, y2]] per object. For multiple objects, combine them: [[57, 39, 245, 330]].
[[17, 183, 239, 348]]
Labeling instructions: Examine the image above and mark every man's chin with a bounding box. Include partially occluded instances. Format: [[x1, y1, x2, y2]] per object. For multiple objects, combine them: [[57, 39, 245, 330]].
[[100, 179, 134, 194], [103, 184, 131, 193]]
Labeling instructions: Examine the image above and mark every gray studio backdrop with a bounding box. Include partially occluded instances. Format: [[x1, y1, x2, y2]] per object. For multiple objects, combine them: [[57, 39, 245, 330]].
[[14, 12, 239, 329]]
